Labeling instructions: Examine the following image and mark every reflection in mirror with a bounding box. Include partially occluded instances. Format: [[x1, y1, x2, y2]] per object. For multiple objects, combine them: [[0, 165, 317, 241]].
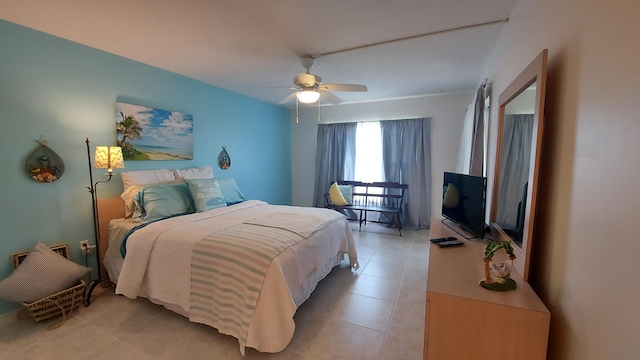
[[490, 49, 547, 282], [495, 83, 536, 247]]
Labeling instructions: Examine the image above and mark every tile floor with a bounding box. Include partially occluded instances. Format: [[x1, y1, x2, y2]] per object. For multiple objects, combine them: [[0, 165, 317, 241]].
[[0, 223, 430, 360]]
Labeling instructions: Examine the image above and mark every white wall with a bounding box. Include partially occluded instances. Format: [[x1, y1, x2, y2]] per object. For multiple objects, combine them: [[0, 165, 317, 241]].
[[482, 0, 640, 359], [290, 92, 473, 221]]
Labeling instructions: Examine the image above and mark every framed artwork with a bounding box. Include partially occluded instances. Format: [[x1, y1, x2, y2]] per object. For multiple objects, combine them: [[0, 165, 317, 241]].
[[116, 102, 193, 160]]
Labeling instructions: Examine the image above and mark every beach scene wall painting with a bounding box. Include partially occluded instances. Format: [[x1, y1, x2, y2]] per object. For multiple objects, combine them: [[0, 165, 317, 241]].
[[116, 102, 193, 160]]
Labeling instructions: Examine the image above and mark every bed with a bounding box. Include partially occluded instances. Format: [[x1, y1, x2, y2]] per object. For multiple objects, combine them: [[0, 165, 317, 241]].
[[98, 168, 358, 355]]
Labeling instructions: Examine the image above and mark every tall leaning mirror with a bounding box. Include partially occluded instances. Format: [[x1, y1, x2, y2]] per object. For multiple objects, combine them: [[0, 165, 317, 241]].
[[490, 49, 548, 281]]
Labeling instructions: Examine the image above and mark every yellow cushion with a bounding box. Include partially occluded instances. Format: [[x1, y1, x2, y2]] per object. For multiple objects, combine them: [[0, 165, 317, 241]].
[[443, 183, 460, 208], [329, 182, 348, 206]]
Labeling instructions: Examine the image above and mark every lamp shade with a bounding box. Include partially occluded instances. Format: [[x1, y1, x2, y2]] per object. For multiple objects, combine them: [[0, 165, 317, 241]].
[[296, 90, 320, 103], [95, 146, 124, 172]]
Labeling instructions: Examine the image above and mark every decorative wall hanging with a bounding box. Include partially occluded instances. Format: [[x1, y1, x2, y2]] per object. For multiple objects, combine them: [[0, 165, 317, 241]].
[[115, 102, 193, 161], [217, 146, 231, 170], [24, 137, 65, 182]]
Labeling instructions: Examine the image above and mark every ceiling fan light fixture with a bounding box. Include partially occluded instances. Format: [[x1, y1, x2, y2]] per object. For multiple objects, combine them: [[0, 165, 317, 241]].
[[296, 89, 320, 103]]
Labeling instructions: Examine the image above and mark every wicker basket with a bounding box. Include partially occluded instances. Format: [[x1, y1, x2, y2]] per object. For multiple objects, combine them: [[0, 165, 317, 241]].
[[21, 280, 85, 322], [12, 243, 86, 323]]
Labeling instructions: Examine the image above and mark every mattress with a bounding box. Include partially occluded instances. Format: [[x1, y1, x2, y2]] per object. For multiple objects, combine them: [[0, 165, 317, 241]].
[[104, 200, 357, 354]]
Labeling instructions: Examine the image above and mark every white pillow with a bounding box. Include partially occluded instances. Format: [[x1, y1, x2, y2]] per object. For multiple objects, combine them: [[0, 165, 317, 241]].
[[0, 243, 90, 303], [173, 166, 214, 180], [120, 169, 176, 192]]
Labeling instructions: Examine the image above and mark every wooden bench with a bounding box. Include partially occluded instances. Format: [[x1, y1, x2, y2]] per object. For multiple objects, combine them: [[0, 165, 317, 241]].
[[325, 181, 408, 236]]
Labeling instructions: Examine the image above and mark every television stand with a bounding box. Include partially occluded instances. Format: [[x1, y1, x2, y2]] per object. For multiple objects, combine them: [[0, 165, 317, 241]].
[[424, 219, 550, 360], [440, 218, 480, 240]]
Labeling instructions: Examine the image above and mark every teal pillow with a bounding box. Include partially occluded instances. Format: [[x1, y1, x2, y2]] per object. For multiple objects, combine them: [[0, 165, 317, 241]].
[[338, 185, 353, 205], [186, 179, 228, 212], [216, 178, 246, 205], [134, 183, 195, 221], [329, 182, 348, 205]]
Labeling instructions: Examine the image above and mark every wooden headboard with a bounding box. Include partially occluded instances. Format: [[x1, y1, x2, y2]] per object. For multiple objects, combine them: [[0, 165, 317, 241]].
[[97, 197, 125, 281]]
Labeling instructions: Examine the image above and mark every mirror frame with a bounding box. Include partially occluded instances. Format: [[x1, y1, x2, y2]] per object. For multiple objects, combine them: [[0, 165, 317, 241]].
[[490, 49, 548, 281]]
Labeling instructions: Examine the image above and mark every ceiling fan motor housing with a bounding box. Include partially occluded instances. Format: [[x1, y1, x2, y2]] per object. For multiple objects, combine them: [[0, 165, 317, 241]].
[[294, 73, 321, 88]]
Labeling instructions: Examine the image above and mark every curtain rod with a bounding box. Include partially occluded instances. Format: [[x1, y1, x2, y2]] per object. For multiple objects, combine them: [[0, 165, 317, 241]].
[[313, 18, 509, 59]]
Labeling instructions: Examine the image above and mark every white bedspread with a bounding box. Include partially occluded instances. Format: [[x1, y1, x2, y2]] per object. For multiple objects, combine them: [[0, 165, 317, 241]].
[[105, 200, 358, 353]]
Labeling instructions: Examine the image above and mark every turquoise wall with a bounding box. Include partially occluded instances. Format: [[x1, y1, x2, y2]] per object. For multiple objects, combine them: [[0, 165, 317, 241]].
[[0, 20, 291, 315]]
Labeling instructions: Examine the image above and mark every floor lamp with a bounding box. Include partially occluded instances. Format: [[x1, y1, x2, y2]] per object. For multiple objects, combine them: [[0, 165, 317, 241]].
[[83, 138, 124, 306]]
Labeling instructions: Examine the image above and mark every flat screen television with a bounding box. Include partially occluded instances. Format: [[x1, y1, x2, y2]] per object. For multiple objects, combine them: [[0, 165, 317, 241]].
[[441, 172, 487, 238]]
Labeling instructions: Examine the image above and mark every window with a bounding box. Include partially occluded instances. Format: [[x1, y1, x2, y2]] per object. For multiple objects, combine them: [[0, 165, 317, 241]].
[[354, 121, 383, 182], [354, 122, 384, 206], [314, 118, 431, 227]]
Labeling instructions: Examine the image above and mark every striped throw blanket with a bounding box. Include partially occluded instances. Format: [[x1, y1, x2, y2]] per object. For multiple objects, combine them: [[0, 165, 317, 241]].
[[189, 210, 338, 354]]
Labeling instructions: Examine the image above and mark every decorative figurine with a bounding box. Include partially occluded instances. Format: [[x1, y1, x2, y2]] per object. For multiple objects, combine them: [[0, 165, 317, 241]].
[[480, 239, 517, 291]]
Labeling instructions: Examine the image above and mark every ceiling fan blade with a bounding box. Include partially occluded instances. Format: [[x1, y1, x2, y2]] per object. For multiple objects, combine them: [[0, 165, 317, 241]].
[[250, 86, 291, 90], [278, 92, 297, 105], [318, 84, 368, 92], [318, 90, 343, 105]]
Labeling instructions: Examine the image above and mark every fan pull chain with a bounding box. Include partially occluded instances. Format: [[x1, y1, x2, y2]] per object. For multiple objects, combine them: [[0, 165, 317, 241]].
[[296, 97, 299, 124], [317, 99, 321, 122]]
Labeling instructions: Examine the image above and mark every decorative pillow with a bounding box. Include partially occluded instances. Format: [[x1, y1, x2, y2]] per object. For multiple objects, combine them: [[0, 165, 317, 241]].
[[186, 179, 228, 212], [0, 242, 90, 303], [329, 182, 349, 206], [216, 178, 246, 205], [120, 169, 176, 192], [173, 166, 214, 180], [121, 178, 185, 218], [443, 183, 460, 208], [133, 182, 195, 221], [338, 185, 353, 205]]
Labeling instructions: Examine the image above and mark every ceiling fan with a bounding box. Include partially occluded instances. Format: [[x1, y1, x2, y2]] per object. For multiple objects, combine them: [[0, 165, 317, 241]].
[[280, 57, 368, 105]]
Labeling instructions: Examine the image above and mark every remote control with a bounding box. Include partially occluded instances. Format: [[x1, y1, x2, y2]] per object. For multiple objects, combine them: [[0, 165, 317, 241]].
[[436, 239, 464, 247], [430, 236, 457, 243]]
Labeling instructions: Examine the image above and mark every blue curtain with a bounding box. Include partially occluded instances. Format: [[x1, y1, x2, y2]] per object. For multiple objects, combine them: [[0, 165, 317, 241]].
[[496, 114, 534, 226], [381, 118, 432, 229], [312, 123, 357, 207], [469, 85, 486, 176]]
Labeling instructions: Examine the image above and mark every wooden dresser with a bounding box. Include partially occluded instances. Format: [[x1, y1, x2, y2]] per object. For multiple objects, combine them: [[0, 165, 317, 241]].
[[424, 220, 550, 360]]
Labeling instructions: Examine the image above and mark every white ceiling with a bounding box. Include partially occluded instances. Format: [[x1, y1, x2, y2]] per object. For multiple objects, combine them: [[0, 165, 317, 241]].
[[0, 0, 517, 108]]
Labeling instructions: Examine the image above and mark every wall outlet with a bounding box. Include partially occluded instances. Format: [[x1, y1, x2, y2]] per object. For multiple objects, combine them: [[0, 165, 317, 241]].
[[79, 240, 95, 255]]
